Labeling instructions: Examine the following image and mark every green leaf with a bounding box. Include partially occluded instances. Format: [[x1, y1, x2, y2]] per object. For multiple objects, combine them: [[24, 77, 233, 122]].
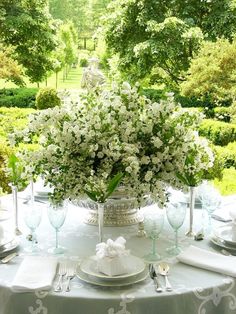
[[105, 172, 124, 200], [84, 189, 100, 202]]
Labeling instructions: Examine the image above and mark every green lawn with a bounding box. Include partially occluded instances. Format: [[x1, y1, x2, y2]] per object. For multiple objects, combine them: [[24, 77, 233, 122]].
[[0, 66, 83, 90]]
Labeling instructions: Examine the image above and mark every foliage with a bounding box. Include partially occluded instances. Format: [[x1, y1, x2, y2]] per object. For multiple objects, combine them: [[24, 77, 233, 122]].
[[79, 58, 89, 68], [0, 88, 38, 108], [59, 22, 78, 68], [215, 142, 236, 169], [36, 87, 61, 110], [0, 0, 57, 83], [11, 82, 213, 205], [213, 107, 231, 123], [102, 0, 236, 86], [0, 139, 13, 193], [0, 45, 24, 86], [7, 153, 28, 190], [0, 107, 35, 138], [181, 38, 236, 103], [214, 167, 236, 196], [199, 119, 236, 146]]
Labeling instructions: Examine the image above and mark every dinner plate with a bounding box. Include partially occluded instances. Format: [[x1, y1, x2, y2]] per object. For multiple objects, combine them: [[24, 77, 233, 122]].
[[80, 255, 146, 280], [0, 238, 19, 257], [210, 235, 236, 252], [214, 224, 236, 246], [77, 266, 149, 287]]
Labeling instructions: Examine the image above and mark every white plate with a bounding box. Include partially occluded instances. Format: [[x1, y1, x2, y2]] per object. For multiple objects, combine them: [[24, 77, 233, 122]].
[[77, 266, 149, 287], [210, 235, 236, 251], [0, 238, 19, 256], [80, 255, 146, 280], [214, 224, 236, 246]]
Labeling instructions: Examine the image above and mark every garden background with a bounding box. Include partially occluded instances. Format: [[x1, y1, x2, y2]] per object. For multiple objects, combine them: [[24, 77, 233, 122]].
[[1, 0, 236, 195]]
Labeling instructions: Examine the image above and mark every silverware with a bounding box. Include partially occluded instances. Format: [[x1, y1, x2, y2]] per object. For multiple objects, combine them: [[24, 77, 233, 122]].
[[54, 262, 66, 292], [158, 262, 172, 292], [1, 252, 18, 264], [149, 264, 163, 293], [65, 262, 77, 292]]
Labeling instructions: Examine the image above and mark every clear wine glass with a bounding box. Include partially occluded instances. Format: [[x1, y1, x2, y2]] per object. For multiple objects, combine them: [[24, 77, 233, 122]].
[[200, 186, 221, 233], [143, 209, 164, 262], [166, 201, 187, 256], [47, 201, 68, 254], [24, 202, 42, 253]]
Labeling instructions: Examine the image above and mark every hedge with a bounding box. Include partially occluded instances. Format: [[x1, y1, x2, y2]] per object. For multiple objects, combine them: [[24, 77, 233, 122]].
[[214, 142, 236, 168], [0, 88, 38, 108], [199, 119, 236, 146], [0, 107, 35, 138], [0, 139, 13, 194]]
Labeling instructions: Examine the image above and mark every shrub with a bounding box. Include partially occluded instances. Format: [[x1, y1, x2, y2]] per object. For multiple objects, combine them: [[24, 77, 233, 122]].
[[214, 167, 236, 195], [36, 88, 61, 110], [199, 119, 236, 146], [79, 58, 88, 67], [214, 107, 231, 122], [0, 139, 13, 194], [0, 88, 38, 108], [0, 107, 35, 138], [214, 142, 236, 168]]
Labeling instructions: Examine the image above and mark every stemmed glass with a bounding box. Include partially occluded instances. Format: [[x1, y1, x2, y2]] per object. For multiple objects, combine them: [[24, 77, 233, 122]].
[[47, 201, 68, 254], [143, 209, 164, 262], [200, 186, 221, 233], [166, 201, 187, 256], [24, 202, 42, 253]]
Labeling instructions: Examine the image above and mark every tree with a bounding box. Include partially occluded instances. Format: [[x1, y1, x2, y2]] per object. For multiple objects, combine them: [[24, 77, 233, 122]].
[[0, 0, 57, 83], [102, 0, 236, 87], [180, 38, 236, 103], [0, 45, 24, 86]]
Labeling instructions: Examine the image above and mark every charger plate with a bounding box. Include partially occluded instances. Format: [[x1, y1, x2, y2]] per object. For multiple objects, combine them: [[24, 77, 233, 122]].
[[77, 266, 149, 287], [80, 255, 145, 281], [0, 209, 11, 222], [214, 224, 236, 246], [210, 235, 236, 252], [0, 232, 15, 247]]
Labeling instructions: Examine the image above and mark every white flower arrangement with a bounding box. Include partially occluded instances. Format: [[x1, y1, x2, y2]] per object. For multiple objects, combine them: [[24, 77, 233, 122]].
[[11, 82, 214, 205]]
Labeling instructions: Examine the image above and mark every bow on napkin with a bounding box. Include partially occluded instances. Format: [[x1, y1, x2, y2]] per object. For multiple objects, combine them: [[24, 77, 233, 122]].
[[96, 236, 129, 259]]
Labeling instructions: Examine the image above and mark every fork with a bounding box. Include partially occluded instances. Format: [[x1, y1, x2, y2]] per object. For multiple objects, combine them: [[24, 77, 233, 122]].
[[54, 262, 66, 292], [65, 262, 77, 292]]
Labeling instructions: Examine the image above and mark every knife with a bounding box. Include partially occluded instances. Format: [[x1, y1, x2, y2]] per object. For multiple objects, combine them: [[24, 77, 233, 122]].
[[149, 264, 163, 293], [1, 252, 18, 264]]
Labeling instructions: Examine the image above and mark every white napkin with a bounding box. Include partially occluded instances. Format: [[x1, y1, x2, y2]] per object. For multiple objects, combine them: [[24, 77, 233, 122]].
[[12, 256, 57, 292], [211, 207, 232, 222], [177, 245, 236, 277]]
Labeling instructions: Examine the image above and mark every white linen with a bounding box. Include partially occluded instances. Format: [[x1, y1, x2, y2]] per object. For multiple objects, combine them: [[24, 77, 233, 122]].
[[12, 256, 57, 292], [211, 206, 232, 222], [177, 245, 236, 277]]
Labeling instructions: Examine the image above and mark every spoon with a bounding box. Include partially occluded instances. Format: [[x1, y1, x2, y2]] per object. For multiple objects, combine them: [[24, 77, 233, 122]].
[[158, 262, 173, 292]]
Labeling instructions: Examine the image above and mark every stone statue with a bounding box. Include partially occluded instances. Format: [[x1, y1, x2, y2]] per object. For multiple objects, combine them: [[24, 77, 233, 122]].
[[81, 57, 105, 89]]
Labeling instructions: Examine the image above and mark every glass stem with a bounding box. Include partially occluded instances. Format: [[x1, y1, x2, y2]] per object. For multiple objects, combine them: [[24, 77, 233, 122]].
[[98, 202, 104, 243], [152, 237, 157, 256], [55, 229, 59, 249], [208, 213, 212, 233], [31, 229, 36, 250], [175, 230, 178, 249]]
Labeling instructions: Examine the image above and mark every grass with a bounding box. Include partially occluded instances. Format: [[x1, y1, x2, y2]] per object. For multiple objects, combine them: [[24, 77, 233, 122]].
[[0, 66, 83, 90]]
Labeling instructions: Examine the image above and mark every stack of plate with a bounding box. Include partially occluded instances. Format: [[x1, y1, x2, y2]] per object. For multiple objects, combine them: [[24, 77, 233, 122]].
[[77, 255, 148, 287], [210, 223, 236, 252], [0, 233, 19, 257], [35, 190, 50, 201]]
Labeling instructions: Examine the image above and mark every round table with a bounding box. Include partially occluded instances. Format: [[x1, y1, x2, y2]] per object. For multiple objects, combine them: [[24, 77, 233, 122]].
[[0, 193, 236, 314]]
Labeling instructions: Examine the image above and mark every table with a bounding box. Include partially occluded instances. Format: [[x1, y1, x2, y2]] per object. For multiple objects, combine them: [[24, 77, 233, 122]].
[[0, 194, 236, 314]]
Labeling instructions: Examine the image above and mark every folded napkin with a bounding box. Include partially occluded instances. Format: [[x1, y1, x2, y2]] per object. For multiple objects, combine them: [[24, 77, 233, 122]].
[[177, 245, 236, 277], [12, 256, 57, 292], [211, 207, 232, 222], [96, 237, 130, 276]]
